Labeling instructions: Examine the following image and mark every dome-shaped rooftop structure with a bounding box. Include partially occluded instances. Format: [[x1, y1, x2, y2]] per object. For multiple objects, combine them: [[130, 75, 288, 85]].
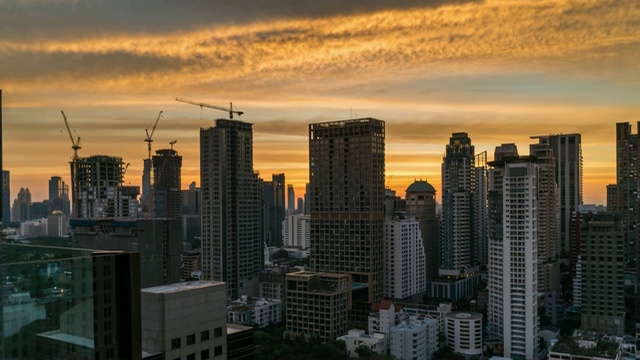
[[406, 180, 436, 193]]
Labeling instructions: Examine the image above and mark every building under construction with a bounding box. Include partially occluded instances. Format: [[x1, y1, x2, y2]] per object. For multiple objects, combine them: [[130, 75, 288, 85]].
[[71, 155, 138, 219], [152, 148, 182, 218]]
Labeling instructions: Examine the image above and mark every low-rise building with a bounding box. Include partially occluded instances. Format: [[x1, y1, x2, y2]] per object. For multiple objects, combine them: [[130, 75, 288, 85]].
[[141, 281, 227, 360], [227, 296, 282, 328], [338, 329, 387, 358], [444, 312, 483, 358], [390, 323, 426, 360]]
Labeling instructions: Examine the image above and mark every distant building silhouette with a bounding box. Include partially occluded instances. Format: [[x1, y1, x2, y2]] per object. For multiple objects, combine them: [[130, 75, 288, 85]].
[[287, 184, 295, 213], [3, 170, 10, 225], [406, 180, 438, 282], [11, 187, 31, 222]]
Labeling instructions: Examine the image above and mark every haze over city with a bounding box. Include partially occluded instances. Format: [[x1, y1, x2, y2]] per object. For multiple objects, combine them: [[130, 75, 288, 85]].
[[3, 0, 640, 204]]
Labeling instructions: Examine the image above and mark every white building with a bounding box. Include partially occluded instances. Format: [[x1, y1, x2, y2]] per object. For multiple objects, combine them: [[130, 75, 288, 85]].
[[282, 214, 310, 249], [20, 218, 46, 238], [384, 218, 426, 300], [390, 323, 426, 360], [368, 300, 401, 336], [227, 296, 282, 328], [337, 329, 387, 358], [445, 312, 483, 357], [487, 148, 540, 360], [141, 281, 227, 360], [47, 211, 67, 237]]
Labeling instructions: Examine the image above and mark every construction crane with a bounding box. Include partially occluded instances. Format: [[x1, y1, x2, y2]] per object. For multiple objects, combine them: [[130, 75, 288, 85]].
[[145, 110, 163, 160], [169, 140, 177, 150], [61, 110, 81, 159], [175, 97, 243, 119]]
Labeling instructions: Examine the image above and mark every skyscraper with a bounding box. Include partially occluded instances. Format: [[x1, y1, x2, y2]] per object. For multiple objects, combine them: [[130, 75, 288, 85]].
[[432, 133, 478, 301], [531, 134, 582, 257], [11, 187, 31, 222], [200, 119, 262, 300], [309, 118, 385, 321], [487, 144, 539, 359], [474, 151, 488, 268], [48, 176, 70, 215], [287, 184, 295, 213], [152, 148, 182, 218], [405, 180, 438, 282]]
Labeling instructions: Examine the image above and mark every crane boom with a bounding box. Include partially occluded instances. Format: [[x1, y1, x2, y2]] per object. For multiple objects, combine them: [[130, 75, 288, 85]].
[[175, 97, 243, 119], [61, 110, 81, 159], [144, 110, 163, 160]]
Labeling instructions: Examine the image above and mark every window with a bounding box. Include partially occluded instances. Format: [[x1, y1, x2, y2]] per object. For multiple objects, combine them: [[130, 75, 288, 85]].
[[201, 349, 210, 360], [187, 354, 196, 360], [214, 345, 223, 357], [187, 334, 196, 345], [201, 330, 210, 341], [214, 327, 223, 338], [171, 337, 181, 350]]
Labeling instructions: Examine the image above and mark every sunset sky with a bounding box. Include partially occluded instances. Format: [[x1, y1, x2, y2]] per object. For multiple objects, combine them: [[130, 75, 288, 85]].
[[2, 0, 639, 206]]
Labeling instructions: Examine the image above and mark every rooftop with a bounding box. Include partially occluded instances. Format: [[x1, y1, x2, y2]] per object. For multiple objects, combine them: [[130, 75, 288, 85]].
[[142, 281, 225, 294]]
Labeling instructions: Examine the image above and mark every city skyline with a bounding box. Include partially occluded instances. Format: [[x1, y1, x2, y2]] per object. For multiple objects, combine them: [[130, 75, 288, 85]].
[[3, 0, 639, 205]]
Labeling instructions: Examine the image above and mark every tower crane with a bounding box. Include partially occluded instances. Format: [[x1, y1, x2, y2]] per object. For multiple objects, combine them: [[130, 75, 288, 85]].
[[145, 110, 163, 160], [61, 110, 81, 159], [175, 97, 243, 119]]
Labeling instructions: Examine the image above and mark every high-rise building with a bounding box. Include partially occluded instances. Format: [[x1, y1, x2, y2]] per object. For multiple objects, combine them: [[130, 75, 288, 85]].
[[3, 170, 10, 225], [181, 181, 201, 242], [406, 180, 439, 282], [530, 142, 562, 324], [263, 173, 286, 246], [487, 144, 539, 359], [282, 213, 310, 249], [72, 155, 139, 219], [296, 197, 304, 214], [11, 187, 31, 222], [432, 133, 478, 301], [580, 212, 625, 335], [304, 183, 310, 215], [152, 148, 182, 218], [531, 134, 582, 257], [384, 217, 426, 301], [606, 184, 617, 213], [309, 118, 385, 321], [200, 119, 262, 300], [287, 184, 295, 213]]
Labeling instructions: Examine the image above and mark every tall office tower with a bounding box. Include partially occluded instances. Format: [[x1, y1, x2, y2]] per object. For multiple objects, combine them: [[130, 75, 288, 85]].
[[181, 181, 201, 242], [287, 184, 295, 212], [568, 205, 605, 305], [474, 151, 489, 268], [152, 148, 182, 218], [487, 144, 539, 360], [2, 170, 9, 225], [384, 217, 426, 300], [405, 180, 439, 282], [263, 173, 286, 246], [531, 134, 582, 258], [309, 118, 385, 321], [606, 184, 617, 213], [200, 119, 262, 300], [11, 187, 31, 222], [72, 155, 139, 219], [432, 132, 477, 301], [580, 213, 625, 335], [530, 142, 562, 324], [297, 197, 304, 214]]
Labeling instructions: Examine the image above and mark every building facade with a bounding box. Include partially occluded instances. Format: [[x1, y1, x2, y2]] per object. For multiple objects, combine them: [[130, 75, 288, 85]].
[[282, 213, 310, 249], [263, 173, 286, 246], [309, 118, 385, 321], [284, 271, 350, 342], [487, 144, 540, 359], [384, 217, 426, 300], [200, 119, 262, 300], [580, 213, 625, 336], [444, 312, 483, 357]]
